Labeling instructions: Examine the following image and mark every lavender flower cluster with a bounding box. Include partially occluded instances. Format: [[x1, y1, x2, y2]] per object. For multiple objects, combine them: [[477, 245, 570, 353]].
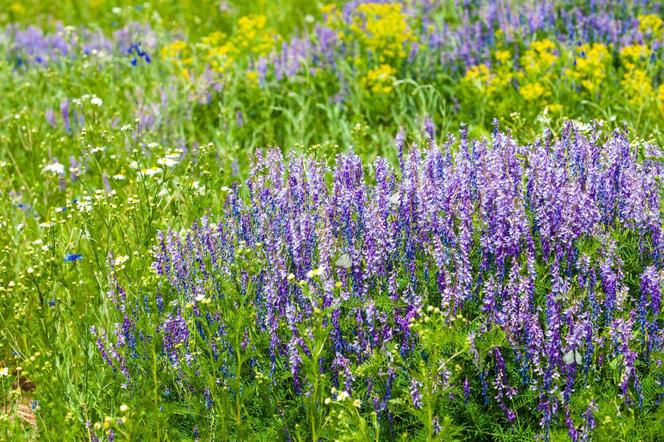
[[97, 122, 663, 438], [1, 22, 156, 67]]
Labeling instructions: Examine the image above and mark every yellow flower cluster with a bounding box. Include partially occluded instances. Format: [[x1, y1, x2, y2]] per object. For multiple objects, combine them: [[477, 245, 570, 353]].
[[521, 39, 558, 76], [620, 68, 654, 107], [569, 43, 610, 93], [460, 35, 661, 117], [161, 40, 193, 78], [639, 14, 663, 38], [161, 14, 279, 76], [205, 38, 235, 74], [618, 41, 658, 108], [520, 82, 547, 101], [234, 15, 279, 57], [320, 3, 336, 15], [517, 39, 558, 101], [352, 4, 414, 62], [495, 50, 511, 64], [363, 64, 396, 94], [245, 71, 260, 87], [9, 2, 25, 15], [620, 44, 649, 70], [490, 49, 514, 94], [462, 54, 512, 97], [322, 2, 412, 93], [205, 15, 279, 73], [463, 64, 492, 92], [161, 40, 191, 63]]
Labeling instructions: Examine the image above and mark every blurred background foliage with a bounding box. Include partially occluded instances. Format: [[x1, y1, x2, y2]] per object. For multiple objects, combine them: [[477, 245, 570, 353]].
[[0, 0, 325, 38]]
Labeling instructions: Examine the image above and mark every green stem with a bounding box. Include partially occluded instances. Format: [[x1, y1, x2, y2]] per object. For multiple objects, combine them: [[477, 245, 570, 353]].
[[311, 371, 318, 442], [310, 339, 323, 442], [236, 336, 243, 440], [426, 388, 433, 441], [152, 350, 161, 442]]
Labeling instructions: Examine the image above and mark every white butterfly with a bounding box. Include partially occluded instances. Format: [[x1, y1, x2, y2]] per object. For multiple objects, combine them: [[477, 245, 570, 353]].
[[389, 192, 401, 206], [563, 349, 583, 365], [335, 253, 352, 269]]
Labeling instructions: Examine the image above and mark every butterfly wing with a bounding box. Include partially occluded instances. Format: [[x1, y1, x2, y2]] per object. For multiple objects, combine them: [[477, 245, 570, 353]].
[[335, 253, 352, 269], [574, 350, 583, 365]]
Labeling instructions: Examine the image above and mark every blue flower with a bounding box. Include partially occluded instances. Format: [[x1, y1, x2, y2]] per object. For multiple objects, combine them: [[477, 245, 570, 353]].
[[128, 43, 151, 65], [64, 253, 83, 262]]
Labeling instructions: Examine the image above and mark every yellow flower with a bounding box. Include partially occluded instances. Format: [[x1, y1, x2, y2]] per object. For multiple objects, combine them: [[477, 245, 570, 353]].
[[364, 64, 396, 94], [320, 3, 336, 15], [353, 4, 413, 62], [161, 40, 188, 60], [9, 2, 25, 15], [620, 69, 654, 107], [463, 64, 493, 92], [520, 82, 547, 101], [246, 71, 259, 86], [234, 14, 279, 57], [570, 43, 610, 92], [620, 44, 650, 70], [521, 39, 558, 76], [620, 44, 649, 60], [477, 49, 515, 95], [638, 14, 663, 38], [548, 103, 563, 114], [488, 70, 512, 94], [201, 31, 226, 47], [207, 44, 235, 73], [495, 50, 511, 64], [173, 14, 281, 77], [531, 39, 556, 54]]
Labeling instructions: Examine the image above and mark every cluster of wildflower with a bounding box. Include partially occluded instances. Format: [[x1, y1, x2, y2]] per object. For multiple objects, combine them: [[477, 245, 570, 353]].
[[95, 122, 663, 438], [5, 2, 661, 122], [346, 3, 414, 62], [1, 22, 156, 67], [147, 1, 663, 118], [455, 3, 662, 111], [462, 32, 663, 112], [251, 1, 661, 81], [362, 64, 396, 94], [160, 14, 280, 78]]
